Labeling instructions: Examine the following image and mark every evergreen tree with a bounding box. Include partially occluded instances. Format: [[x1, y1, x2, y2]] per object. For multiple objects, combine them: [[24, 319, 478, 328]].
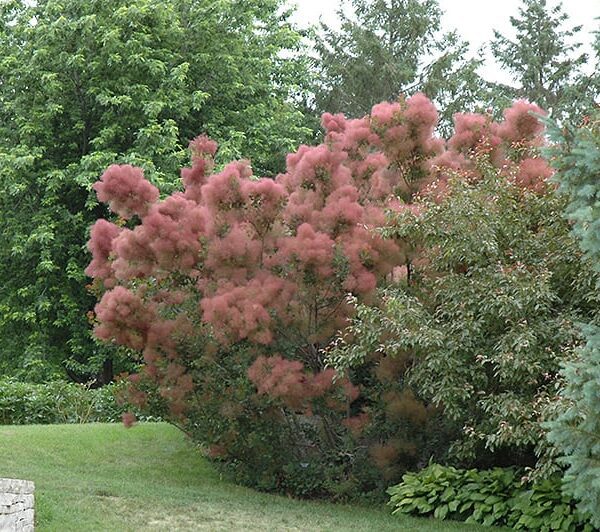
[[313, 0, 487, 132], [490, 0, 597, 122], [546, 114, 600, 526]]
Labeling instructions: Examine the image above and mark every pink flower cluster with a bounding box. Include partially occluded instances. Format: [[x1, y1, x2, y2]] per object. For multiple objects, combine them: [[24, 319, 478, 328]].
[[200, 273, 296, 345], [94, 286, 154, 350], [248, 355, 357, 412], [111, 195, 209, 279], [93, 164, 159, 219], [85, 219, 121, 287], [438, 100, 550, 193]]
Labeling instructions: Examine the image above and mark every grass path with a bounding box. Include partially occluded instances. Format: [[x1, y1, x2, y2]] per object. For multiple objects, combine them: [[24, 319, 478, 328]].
[[0, 423, 489, 531]]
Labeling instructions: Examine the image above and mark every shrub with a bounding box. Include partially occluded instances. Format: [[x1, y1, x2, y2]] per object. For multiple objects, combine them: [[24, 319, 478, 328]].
[[0, 379, 157, 425], [329, 146, 598, 469], [388, 464, 595, 531], [87, 95, 559, 497]]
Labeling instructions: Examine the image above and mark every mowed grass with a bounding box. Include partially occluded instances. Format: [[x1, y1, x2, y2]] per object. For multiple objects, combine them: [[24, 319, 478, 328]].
[[0, 423, 490, 531]]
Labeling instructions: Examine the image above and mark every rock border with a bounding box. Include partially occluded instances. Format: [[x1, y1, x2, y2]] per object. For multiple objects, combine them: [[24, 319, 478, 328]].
[[0, 479, 34, 531]]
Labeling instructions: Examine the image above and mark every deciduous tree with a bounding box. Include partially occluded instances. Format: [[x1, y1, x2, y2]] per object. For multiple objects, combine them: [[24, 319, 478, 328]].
[[0, 0, 313, 382]]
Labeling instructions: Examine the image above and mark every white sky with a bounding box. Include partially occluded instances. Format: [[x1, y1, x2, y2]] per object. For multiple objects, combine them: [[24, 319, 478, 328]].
[[290, 0, 600, 85]]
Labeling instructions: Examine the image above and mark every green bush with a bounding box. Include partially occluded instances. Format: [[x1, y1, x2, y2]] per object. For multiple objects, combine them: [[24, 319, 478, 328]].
[[388, 464, 594, 531], [330, 167, 599, 469], [0, 379, 159, 425]]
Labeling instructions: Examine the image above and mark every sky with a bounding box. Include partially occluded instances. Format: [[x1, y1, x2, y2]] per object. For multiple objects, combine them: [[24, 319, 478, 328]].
[[290, 0, 600, 85]]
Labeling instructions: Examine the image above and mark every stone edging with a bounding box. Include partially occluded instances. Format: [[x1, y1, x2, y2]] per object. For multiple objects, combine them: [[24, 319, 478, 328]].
[[0, 478, 35, 531]]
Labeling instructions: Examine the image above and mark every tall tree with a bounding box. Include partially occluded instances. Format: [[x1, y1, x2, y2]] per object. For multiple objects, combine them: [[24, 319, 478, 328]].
[[490, 0, 597, 122], [313, 0, 487, 132], [0, 0, 313, 383], [546, 114, 600, 527]]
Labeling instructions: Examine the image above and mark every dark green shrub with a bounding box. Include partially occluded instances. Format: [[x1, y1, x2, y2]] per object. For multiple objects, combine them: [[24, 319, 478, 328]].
[[331, 167, 599, 470], [388, 464, 594, 531], [0, 379, 158, 424]]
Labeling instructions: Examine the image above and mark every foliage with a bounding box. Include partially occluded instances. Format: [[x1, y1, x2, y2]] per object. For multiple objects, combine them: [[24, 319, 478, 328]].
[[0, 378, 157, 425], [86, 94, 573, 497], [388, 463, 594, 531], [87, 93, 446, 497], [328, 103, 599, 467], [0, 0, 313, 382], [510, 477, 593, 531], [313, 0, 487, 133], [489, 0, 597, 123], [545, 114, 600, 526], [388, 464, 520, 526]]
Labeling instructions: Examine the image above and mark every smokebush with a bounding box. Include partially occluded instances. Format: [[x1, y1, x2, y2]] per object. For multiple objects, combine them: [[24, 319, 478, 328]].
[[87, 94, 566, 497]]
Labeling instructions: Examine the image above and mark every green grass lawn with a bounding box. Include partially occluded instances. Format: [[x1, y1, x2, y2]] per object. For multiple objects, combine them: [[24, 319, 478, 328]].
[[0, 423, 492, 531]]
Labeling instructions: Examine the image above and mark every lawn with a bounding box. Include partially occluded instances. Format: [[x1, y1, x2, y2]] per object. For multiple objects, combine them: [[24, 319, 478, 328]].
[[0, 423, 492, 531]]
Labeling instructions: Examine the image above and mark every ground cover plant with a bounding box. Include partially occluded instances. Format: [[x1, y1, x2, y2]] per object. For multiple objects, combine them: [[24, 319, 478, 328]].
[[0, 422, 493, 531], [388, 463, 594, 530]]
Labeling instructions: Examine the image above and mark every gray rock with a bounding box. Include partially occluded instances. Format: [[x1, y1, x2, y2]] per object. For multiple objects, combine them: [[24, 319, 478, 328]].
[[0, 480, 34, 495], [0, 479, 35, 530]]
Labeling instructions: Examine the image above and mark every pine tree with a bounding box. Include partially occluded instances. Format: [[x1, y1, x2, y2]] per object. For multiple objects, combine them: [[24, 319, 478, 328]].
[[546, 113, 600, 526], [490, 0, 597, 122], [313, 0, 487, 133]]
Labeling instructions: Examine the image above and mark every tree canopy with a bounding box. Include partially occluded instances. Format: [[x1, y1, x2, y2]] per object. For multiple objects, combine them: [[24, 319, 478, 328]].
[[313, 0, 487, 132], [490, 0, 597, 122], [0, 0, 313, 382]]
